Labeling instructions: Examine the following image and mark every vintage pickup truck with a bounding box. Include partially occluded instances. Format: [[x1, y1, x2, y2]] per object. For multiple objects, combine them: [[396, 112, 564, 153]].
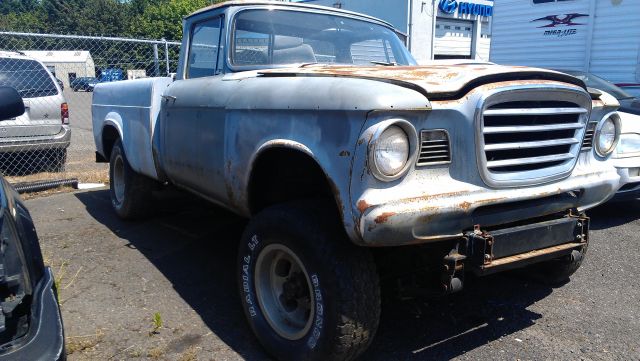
[[92, 1, 621, 360]]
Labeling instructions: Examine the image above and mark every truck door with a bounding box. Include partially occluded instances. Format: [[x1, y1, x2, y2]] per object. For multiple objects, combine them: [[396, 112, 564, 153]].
[[161, 16, 228, 200]]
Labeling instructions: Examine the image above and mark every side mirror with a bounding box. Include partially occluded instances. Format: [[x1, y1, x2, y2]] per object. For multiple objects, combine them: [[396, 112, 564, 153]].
[[0, 86, 25, 121]]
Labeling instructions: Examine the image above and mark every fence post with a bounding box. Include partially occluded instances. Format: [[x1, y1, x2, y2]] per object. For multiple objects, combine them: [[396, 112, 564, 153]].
[[163, 38, 170, 76], [153, 43, 160, 77]]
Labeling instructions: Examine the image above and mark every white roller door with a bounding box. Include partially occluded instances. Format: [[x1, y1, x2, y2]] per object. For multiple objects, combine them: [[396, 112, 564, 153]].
[[435, 19, 473, 58]]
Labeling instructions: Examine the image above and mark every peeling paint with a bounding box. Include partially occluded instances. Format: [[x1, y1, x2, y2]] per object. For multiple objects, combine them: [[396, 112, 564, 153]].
[[374, 212, 396, 224], [459, 201, 472, 212], [357, 199, 370, 213]]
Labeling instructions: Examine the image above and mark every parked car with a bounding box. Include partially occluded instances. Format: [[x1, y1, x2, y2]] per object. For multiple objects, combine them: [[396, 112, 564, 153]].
[[70, 77, 97, 92], [96, 68, 124, 83], [92, 2, 620, 360], [0, 51, 70, 173], [55, 78, 64, 91], [559, 70, 640, 201], [0, 86, 65, 361]]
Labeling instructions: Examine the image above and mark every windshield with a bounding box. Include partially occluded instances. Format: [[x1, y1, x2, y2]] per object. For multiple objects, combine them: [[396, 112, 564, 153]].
[[561, 70, 633, 100], [231, 9, 416, 67], [0, 58, 58, 98]]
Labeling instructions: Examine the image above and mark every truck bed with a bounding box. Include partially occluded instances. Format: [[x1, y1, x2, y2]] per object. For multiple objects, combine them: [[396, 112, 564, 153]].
[[91, 77, 172, 180]]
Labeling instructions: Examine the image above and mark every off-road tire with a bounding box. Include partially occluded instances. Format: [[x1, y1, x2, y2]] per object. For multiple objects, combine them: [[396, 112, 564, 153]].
[[109, 139, 154, 219], [526, 243, 588, 286], [238, 201, 380, 361]]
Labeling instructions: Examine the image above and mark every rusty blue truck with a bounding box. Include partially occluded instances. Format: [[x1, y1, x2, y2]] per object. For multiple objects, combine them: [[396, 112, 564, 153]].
[[91, 1, 622, 360]]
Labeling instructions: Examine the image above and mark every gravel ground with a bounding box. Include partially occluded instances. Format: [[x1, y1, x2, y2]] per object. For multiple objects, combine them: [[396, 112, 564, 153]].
[[27, 189, 640, 360]]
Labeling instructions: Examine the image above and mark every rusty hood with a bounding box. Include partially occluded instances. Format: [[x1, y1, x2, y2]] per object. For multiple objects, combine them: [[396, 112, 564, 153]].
[[258, 64, 586, 100]]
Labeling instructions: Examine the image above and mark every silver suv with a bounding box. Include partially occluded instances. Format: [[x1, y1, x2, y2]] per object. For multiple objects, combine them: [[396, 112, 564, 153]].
[[0, 51, 70, 173]]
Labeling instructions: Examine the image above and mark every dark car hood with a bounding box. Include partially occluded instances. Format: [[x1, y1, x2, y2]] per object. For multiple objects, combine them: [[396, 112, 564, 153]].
[[619, 98, 640, 116]]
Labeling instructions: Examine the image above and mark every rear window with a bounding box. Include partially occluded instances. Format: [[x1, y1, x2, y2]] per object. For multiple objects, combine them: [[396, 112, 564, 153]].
[[0, 58, 59, 98]]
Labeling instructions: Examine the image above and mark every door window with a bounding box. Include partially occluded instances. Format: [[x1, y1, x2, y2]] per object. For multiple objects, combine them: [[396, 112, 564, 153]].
[[187, 17, 222, 78]]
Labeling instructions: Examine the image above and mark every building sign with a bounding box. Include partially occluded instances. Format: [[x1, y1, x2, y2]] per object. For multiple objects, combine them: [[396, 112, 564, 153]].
[[532, 13, 588, 38], [438, 0, 493, 17]]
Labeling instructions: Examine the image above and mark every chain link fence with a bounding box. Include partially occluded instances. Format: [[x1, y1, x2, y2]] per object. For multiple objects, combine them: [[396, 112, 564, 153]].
[[0, 31, 181, 186]]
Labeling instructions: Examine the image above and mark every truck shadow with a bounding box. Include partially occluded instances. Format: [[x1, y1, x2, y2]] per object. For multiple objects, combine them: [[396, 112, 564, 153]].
[[75, 189, 552, 361], [587, 200, 640, 230]]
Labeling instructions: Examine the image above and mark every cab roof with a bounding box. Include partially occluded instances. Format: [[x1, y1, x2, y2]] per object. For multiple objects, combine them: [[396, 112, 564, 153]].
[[186, 0, 395, 29]]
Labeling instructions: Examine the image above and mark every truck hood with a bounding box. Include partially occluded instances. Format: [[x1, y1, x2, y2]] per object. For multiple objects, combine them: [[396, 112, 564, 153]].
[[259, 64, 586, 100]]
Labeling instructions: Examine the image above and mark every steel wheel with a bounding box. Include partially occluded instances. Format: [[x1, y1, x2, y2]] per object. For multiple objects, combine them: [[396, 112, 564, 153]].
[[112, 153, 125, 205], [254, 243, 314, 340]]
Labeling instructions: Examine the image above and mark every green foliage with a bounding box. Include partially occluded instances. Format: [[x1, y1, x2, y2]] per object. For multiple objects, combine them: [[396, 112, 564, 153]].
[[0, 0, 225, 40], [0, 0, 39, 15], [0, 11, 47, 33], [130, 0, 221, 41], [40, 0, 131, 36], [151, 312, 163, 334]]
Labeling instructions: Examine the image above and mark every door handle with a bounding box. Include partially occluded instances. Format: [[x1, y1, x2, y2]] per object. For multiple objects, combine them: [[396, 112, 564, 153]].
[[161, 95, 177, 101]]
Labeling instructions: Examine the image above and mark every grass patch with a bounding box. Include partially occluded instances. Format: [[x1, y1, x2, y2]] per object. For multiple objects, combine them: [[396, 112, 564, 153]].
[[65, 329, 105, 355], [147, 344, 166, 359]]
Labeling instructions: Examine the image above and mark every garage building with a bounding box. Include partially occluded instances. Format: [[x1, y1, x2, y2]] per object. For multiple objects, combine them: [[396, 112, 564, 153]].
[[290, 0, 494, 63], [22, 50, 95, 88]]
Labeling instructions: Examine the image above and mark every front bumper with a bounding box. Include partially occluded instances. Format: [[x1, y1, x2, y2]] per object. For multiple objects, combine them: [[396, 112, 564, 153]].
[[0, 126, 71, 153], [355, 159, 619, 246], [610, 156, 640, 201], [0, 268, 65, 361]]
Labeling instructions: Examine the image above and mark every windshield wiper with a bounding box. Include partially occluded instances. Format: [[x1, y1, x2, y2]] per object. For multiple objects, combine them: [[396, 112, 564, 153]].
[[370, 61, 397, 66]]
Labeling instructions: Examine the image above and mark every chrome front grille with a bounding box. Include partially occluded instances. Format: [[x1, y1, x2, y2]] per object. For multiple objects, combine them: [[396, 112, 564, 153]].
[[477, 88, 592, 187]]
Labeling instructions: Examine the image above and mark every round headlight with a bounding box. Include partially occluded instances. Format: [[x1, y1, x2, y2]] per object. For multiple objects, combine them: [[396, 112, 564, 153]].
[[595, 112, 621, 157], [373, 125, 410, 178]]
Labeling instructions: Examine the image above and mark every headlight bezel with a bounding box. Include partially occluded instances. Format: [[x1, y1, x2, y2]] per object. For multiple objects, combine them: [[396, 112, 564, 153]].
[[594, 111, 621, 157], [368, 119, 418, 182]]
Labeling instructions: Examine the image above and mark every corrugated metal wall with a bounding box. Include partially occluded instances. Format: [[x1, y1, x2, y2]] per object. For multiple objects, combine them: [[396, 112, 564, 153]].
[[490, 0, 640, 96], [590, 0, 640, 86], [490, 0, 590, 69]]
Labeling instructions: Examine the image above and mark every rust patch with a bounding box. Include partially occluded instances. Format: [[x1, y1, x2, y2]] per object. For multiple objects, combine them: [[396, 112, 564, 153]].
[[357, 199, 370, 213], [374, 212, 396, 224], [404, 191, 468, 204], [459, 201, 472, 212], [339, 150, 351, 157]]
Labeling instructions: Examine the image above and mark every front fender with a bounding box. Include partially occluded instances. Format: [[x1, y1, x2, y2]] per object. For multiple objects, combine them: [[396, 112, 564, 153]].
[[225, 110, 367, 242]]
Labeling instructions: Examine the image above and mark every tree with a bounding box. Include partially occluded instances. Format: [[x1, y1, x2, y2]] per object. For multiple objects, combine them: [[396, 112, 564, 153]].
[[129, 0, 221, 41], [0, 0, 39, 15], [39, 0, 131, 36]]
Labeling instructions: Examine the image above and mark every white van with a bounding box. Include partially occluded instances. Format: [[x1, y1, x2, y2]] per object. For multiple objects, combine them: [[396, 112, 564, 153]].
[[0, 51, 70, 172]]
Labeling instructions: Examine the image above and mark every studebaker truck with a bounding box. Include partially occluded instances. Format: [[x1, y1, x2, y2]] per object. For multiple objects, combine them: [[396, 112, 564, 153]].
[[92, 1, 622, 360]]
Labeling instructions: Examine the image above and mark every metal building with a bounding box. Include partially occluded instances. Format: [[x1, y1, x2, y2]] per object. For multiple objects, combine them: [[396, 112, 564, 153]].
[[291, 0, 494, 63], [21, 50, 95, 88]]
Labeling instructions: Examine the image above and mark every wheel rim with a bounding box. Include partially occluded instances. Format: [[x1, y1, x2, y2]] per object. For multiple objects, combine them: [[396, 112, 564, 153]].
[[112, 154, 125, 205], [255, 243, 315, 340]]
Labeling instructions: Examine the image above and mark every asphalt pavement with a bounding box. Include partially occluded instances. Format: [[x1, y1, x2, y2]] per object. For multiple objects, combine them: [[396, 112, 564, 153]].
[[27, 189, 640, 360]]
